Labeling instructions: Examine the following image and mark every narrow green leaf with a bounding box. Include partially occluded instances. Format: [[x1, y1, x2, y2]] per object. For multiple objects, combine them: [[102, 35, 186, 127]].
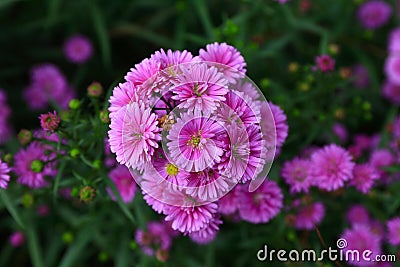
[[53, 161, 66, 202], [0, 190, 25, 229], [115, 232, 129, 267], [192, 0, 214, 39], [103, 174, 136, 225], [26, 224, 44, 267], [89, 3, 111, 69]]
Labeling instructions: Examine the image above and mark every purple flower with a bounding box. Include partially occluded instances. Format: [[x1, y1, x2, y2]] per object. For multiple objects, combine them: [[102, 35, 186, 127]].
[[281, 158, 312, 194], [164, 202, 218, 233], [236, 180, 283, 224], [14, 141, 57, 188], [386, 217, 400, 245], [217, 186, 240, 215], [341, 225, 382, 267], [108, 81, 144, 117], [166, 113, 225, 172], [199, 42, 246, 83], [9, 231, 25, 247], [107, 165, 137, 203], [385, 55, 400, 85], [349, 164, 378, 194], [388, 27, 400, 54], [135, 221, 174, 256], [39, 111, 60, 132], [125, 58, 161, 96], [171, 63, 229, 113], [0, 89, 12, 144], [369, 149, 395, 179], [311, 144, 354, 191], [23, 63, 75, 110], [332, 123, 348, 143], [108, 102, 161, 170], [151, 48, 193, 70], [357, 0, 392, 30], [63, 34, 93, 64], [346, 205, 370, 226], [189, 214, 222, 244], [315, 55, 335, 72], [0, 159, 11, 189], [294, 202, 325, 230], [382, 80, 400, 105]]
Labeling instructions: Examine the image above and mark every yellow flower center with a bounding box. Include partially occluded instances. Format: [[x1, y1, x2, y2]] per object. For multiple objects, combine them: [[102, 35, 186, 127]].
[[165, 163, 179, 176], [188, 135, 201, 147]]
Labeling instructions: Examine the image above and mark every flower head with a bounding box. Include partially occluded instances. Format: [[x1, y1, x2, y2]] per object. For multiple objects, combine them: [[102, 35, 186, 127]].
[[385, 56, 400, 85], [346, 205, 370, 226], [125, 58, 161, 96], [310, 144, 354, 191], [0, 159, 11, 189], [315, 55, 335, 72], [167, 113, 225, 172], [236, 180, 283, 224], [108, 81, 145, 117], [151, 49, 194, 70], [357, 0, 392, 30], [63, 34, 93, 64], [107, 165, 137, 203], [294, 202, 325, 230], [349, 164, 378, 194], [39, 111, 60, 132], [388, 27, 400, 54], [369, 149, 395, 179], [171, 63, 229, 113], [352, 65, 370, 89], [382, 80, 400, 105], [9, 231, 25, 247], [281, 158, 312, 194], [108, 102, 161, 170], [189, 214, 222, 244], [386, 217, 400, 245], [199, 42, 246, 83], [135, 221, 174, 256], [14, 141, 57, 188]]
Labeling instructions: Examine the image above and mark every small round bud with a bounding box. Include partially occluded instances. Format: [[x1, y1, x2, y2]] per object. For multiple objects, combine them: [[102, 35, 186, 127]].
[[328, 43, 340, 55], [69, 99, 81, 110], [79, 186, 96, 203], [288, 62, 299, 73], [98, 252, 108, 262], [99, 110, 110, 123], [155, 248, 169, 262], [87, 82, 103, 97], [18, 129, 32, 145], [70, 148, 80, 158], [93, 159, 102, 169], [4, 153, 13, 163], [22, 193, 34, 208], [62, 232, 74, 244]]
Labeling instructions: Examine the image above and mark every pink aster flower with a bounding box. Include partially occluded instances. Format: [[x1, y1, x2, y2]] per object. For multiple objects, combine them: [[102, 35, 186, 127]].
[[385, 55, 400, 85], [0, 89, 12, 144], [294, 202, 325, 230], [107, 165, 137, 203], [185, 168, 230, 202], [23, 63, 75, 110], [217, 186, 240, 215], [233, 80, 261, 101], [199, 42, 246, 83], [349, 164, 379, 194], [281, 158, 312, 194], [151, 49, 193, 70], [108, 102, 161, 170], [39, 111, 60, 132], [269, 102, 289, 148], [189, 214, 222, 244], [341, 225, 382, 267], [315, 54, 335, 72], [167, 113, 225, 172], [164, 202, 218, 233], [346, 205, 370, 226], [386, 217, 400, 245], [135, 221, 173, 256], [352, 65, 370, 89], [171, 63, 229, 113], [108, 81, 145, 117], [63, 34, 93, 64], [0, 159, 11, 189], [215, 90, 260, 126], [9, 231, 25, 247], [388, 27, 400, 54], [14, 141, 57, 188], [125, 58, 161, 96], [382, 80, 400, 105], [236, 180, 283, 224], [369, 149, 395, 179], [310, 144, 355, 191], [357, 0, 392, 30]]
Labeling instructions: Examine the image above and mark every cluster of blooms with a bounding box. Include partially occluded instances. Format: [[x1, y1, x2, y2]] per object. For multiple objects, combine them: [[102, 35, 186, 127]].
[[23, 64, 75, 110], [108, 42, 289, 246], [383, 26, 400, 104], [357, 0, 392, 30], [341, 205, 400, 267], [0, 89, 12, 144]]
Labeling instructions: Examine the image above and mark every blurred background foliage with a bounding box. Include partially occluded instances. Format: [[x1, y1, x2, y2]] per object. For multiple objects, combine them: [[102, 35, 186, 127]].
[[0, 0, 399, 266]]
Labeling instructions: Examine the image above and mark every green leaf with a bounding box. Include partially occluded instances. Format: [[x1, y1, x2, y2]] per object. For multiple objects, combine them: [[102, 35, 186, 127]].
[[26, 224, 44, 267], [0, 190, 25, 230], [53, 161, 67, 202]]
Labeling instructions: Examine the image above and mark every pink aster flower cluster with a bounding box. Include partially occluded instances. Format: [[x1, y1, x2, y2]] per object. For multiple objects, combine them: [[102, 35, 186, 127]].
[[108, 42, 288, 243], [23, 64, 75, 110]]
